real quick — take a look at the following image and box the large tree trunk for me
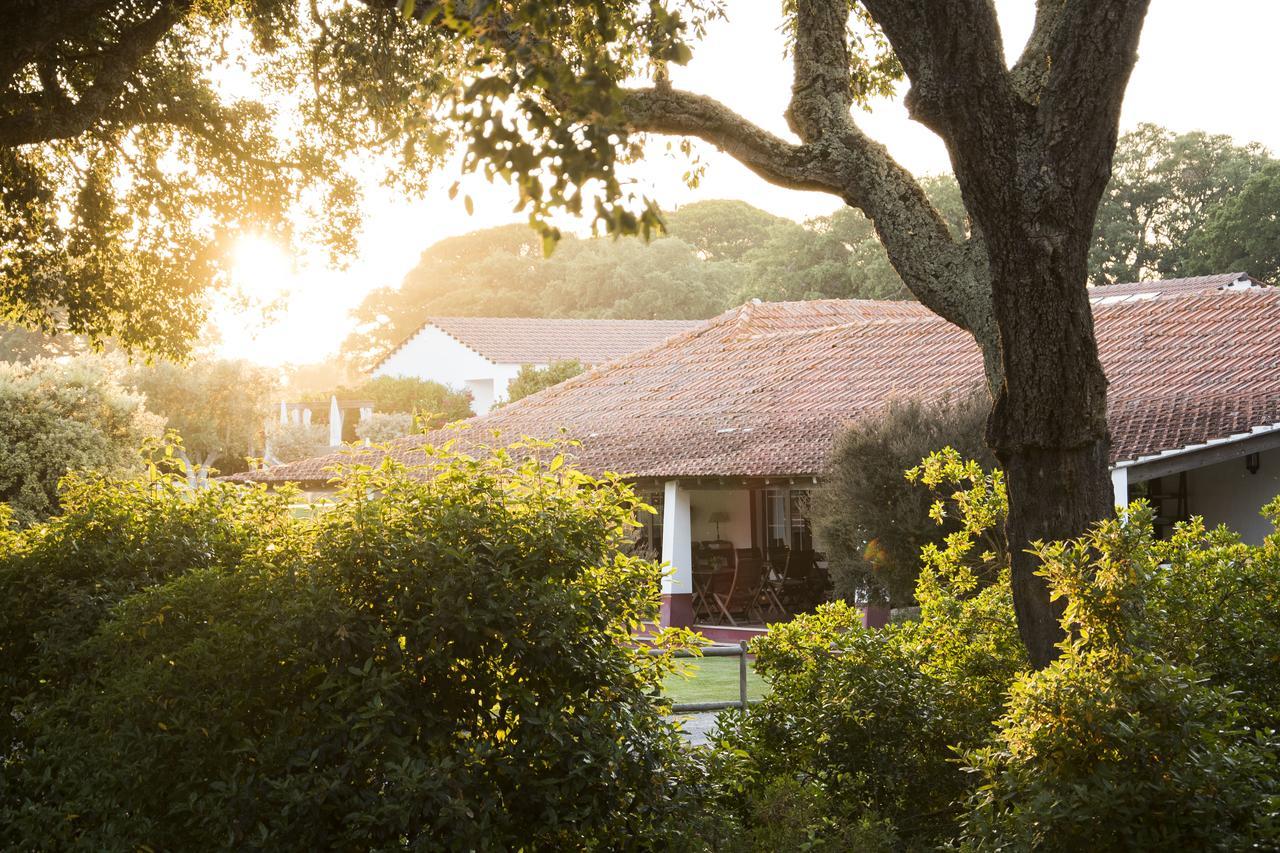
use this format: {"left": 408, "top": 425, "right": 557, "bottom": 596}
{"left": 978, "top": 188, "right": 1114, "bottom": 667}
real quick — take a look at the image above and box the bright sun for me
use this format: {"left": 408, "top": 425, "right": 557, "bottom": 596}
{"left": 230, "top": 235, "right": 294, "bottom": 299}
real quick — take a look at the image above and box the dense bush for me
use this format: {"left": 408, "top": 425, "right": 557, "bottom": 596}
{"left": 506, "top": 358, "right": 586, "bottom": 404}
{"left": 266, "top": 419, "right": 330, "bottom": 463}
{"left": 354, "top": 410, "right": 416, "bottom": 443}
{"left": 705, "top": 451, "right": 1024, "bottom": 849}
{"left": 0, "top": 461, "right": 295, "bottom": 728}
{"left": 813, "top": 389, "right": 996, "bottom": 606}
{"left": 1, "top": 441, "right": 698, "bottom": 851}
{"left": 705, "top": 453, "right": 1280, "bottom": 850}
{"left": 959, "top": 503, "right": 1280, "bottom": 850}
{"left": 0, "top": 355, "right": 163, "bottom": 523}
{"left": 341, "top": 374, "right": 473, "bottom": 424}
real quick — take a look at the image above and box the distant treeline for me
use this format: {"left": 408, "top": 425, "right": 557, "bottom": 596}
{"left": 342, "top": 124, "right": 1280, "bottom": 372}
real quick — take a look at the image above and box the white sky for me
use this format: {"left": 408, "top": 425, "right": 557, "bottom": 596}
{"left": 215, "top": 1, "right": 1280, "bottom": 367}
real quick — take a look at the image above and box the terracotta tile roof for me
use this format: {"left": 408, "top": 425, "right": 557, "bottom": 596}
{"left": 238, "top": 279, "right": 1280, "bottom": 485}
{"left": 1088, "top": 272, "right": 1262, "bottom": 303}
{"left": 374, "top": 316, "right": 703, "bottom": 370}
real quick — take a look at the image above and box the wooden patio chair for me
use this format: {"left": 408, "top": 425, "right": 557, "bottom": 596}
{"left": 712, "top": 548, "right": 766, "bottom": 626}
{"left": 761, "top": 546, "right": 790, "bottom": 617}
{"left": 779, "top": 549, "right": 818, "bottom": 612}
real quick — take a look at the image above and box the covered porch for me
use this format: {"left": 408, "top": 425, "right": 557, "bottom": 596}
{"left": 1112, "top": 426, "right": 1280, "bottom": 543}
{"left": 638, "top": 477, "right": 889, "bottom": 639}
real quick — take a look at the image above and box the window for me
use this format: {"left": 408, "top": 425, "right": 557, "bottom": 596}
{"left": 763, "top": 488, "right": 788, "bottom": 549}
{"left": 759, "top": 487, "right": 815, "bottom": 552}
{"left": 634, "top": 490, "right": 664, "bottom": 557}
{"left": 789, "top": 489, "right": 813, "bottom": 551}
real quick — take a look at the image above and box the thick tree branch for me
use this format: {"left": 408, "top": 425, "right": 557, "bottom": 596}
{"left": 622, "top": 83, "right": 991, "bottom": 339}
{"left": 1039, "top": 0, "right": 1152, "bottom": 185}
{"left": 784, "top": 0, "right": 853, "bottom": 142}
{"left": 1010, "top": 0, "right": 1064, "bottom": 98}
{"left": 0, "top": 0, "right": 188, "bottom": 147}
{"left": 0, "top": 0, "right": 121, "bottom": 88}
{"left": 621, "top": 86, "right": 835, "bottom": 195}
{"left": 859, "top": 0, "right": 1013, "bottom": 142}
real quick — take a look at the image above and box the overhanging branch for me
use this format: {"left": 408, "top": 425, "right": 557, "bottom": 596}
{"left": 621, "top": 86, "right": 835, "bottom": 195}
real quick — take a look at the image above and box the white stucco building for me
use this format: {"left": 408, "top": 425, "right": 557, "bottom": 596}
{"left": 371, "top": 316, "right": 700, "bottom": 415}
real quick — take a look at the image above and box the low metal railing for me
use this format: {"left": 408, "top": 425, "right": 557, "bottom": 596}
{"left": 649, "top": 640, "right": 757, "bottom": 713}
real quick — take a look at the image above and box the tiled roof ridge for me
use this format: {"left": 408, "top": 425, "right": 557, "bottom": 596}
{"left": 1090, "top": 271, "right": 1252, "bottom": 290}
{"left": 427, "top": 314, "right": 705, "bottom": 324}
{"left": 372, "top": 314, "right": 703, "bottom": 371}
{"left": 473, "top": 305, "right": 753, "bottom": 413}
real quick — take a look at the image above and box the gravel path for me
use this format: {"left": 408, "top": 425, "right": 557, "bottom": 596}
{"left": 670, "top": 712, "right": 722, "bottom": 747}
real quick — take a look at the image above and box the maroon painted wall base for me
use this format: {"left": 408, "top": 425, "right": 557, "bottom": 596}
{"left": 659, "top": 593, "right": 695, "bottom": 628}
{"left": 861, "top": 605, "right": 891, "bottom": 630}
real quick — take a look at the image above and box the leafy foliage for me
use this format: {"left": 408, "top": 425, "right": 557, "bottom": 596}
{"left": 0, "top": 440, "right": 700, "bottom": 850}
{"left": 354, "top": 411, "right": 415, "bottom": 443}
{"left": 1089, "top": 124, "right": 1274, "bottom": 284}
{"left": 127, "top": 358, "right": 279, "bottom": 481}
{"left": 341, "top": 374, "right": 473, "bottom": 424}
{"left": 1, "top": 1, "right": 452, "bottom": 357}
{"left": 266, "top": 420, "right": 329, "bottom": 464}
{"left": 705, "top": 454, "right": 1024, "bottom": 848}
{"left": 959, "top": 502, "right": 1280, "bottom": 850}
{"left": 705, "top": 461, "right": 1280, "bottom": 850}
{"left": 0, "top": 464, "right": 296, "bottom": 752}
{"left": 813, "top": 390, "right": 995, "bottom": 606}
{"left": 1187, "top": 161, "right": 1280, "bottom": 285}
{"left": 0, "top": 356, "right": 162, "bottom": 523}
{"left": 506, "top": 359, "right": 586, "bottom": 403}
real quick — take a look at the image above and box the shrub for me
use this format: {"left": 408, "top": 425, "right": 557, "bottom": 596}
{"left": 0, "top": 463, "right": 297, "bottom": 746}
{"left": 1, "top": 441, "right": 698, "bottom": 851}
{"left": 341, "top": 374, "right": 473, "bottom": 424}
{"left": 705, "top": 455, "right": 1280, "bottom": 850}
{"left": 354, "top": 410, "right": 415, "bottom": 443}
{"left": 0, "top": 355, "right": 163, "bottom": 523}
{"left": 813, "top": 389, "right": 995, "bottom": 606}
{"left": 959, "top": 503, "right": 1280, "bottom": 850}
{"left": 506, "top": 359, "right": 586, "bottom": 403}
{"left": 267, "top": 420, "right": 330, "bottom": 462}
{"left": 704, "top": 451, "right": 1025, "bottom": 849}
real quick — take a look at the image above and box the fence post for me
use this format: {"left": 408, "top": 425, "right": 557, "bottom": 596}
{"left": 738, "top": 640, "right": 748, "bottom": 710}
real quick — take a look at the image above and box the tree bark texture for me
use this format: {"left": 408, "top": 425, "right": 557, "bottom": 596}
{"left": 622, "top": 0, "right": 1151, "bottom": 667}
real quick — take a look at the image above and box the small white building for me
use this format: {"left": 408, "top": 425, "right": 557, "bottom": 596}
{"left": 371, "top": 316, "right": 700, "bottom": 415}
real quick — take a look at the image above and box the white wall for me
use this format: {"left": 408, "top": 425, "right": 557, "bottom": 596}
{"left": 373, "top": 325, "right": 529, "bottom": 415}
{"left": 688, "top": 488, "right": 754, "bottom": 547}
{"left": 1185, "top": 447, "right": 1280, "bottom": 544}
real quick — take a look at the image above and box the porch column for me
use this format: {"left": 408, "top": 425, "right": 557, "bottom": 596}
{"left": 1111, "top": 466, "right": 1129, "bottom": 510}
{"left": 328, "top": 395, "right": 342, "bottom": 447}
{"left": 659, "top": 479, "right": 695, "bottom": 628}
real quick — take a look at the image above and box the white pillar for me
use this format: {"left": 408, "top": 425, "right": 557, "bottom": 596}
{"left": 1111, "top": 466, "right": 1129, "bottom": 510}
{"left": 660, "top": 480, "right": 692, "bottom": 596}
{"left": 302, "top": 408, "right": 312, "bottom": 426}
{"left": 328, "top": 395, "right": 342, "bottom": 447}
{"left": 279, "top": 400, "right": 288, "bottom": 425}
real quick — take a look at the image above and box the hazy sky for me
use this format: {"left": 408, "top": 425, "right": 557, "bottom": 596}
{"left": 216, "top": 1, "right": 1280, "bottom": 367}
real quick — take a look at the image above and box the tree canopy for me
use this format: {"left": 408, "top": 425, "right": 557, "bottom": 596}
{"left": 506, "top": 360, "right": 586, "bottom": 404}
{"left": 340, "top": 190, "right": 962, "bottom": 371}
{"left": 127, "top": 358, "right": 279, "bottom": 483}
{"left": 1187, "top": 161, "right": 1280, "bottom": 285}
{"left": 1090, "top": 123, "right": 1276, "bottom": 284}
{"left": 0, "top": 0, "right": 447, "bottom": 357}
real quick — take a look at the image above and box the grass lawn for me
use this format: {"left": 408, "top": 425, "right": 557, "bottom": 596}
{"left": 662, "top": 656, "right": 769, "bottom": 705}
